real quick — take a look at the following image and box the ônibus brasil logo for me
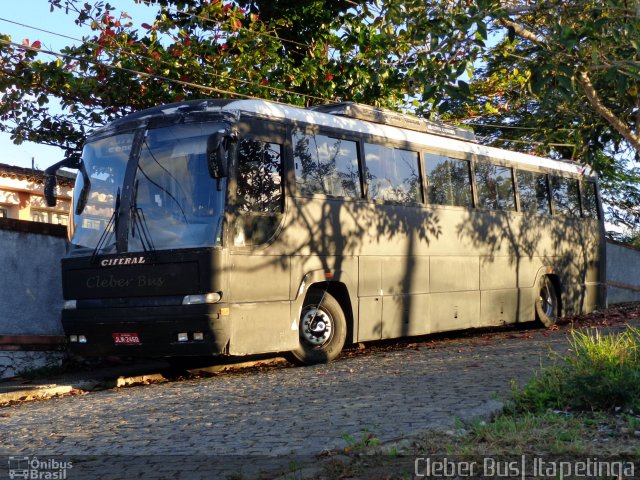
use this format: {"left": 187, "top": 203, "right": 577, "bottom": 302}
{"left": 8, "top": 456, "right": 72, "bottom": 479}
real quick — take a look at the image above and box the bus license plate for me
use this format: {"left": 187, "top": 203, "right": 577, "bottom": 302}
{"left": 112, "top": 333, "right": 141, "bottom": 345}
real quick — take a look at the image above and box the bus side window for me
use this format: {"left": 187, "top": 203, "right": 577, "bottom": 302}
{"left": 293, "top": 131, "right": 361, "bottom": 198}
{"left": 425, "top": 153, "right": 473, "bottom": 207}
{"left": 550, "top": 176, "right": 581, "bottom": 217}
{"left": 516, "top": 170, "right": 550, "bottom": 215}
{"left": 234, "top": 139, "right": 283, "bottom": 246}
{"left": 475, "top": 163, "right": 516, "bottom": 211}
{"left": 581, "top": 180, "right": 599, "bottom": 219}
{"left": 364, "top": 144, "right": 421, "bottom": 204}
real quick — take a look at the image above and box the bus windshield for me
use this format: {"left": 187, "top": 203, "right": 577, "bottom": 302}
{"left": 129, "top": 123, "right": 226, "bottom": 252}
{"left": 69, "top": 122, "right": 227, "bottom": 255}
{"left": 69, "top": 132, "right": 133, "bottom": 254}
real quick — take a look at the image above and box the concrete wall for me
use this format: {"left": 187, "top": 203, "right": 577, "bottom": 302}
{"left": 0, "top": 219, "right": 67, "bottom": 334}
{"left": 0, "top": 218, "right": 68, "bottom": 378}
{"left": 607, "top": 239, "right": 640, "bottom": 305}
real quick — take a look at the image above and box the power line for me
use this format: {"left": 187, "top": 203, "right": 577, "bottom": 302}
{"left": 477, "top": 135, "right": 575, "bottom": 148}
{"left": 2, "top": 34, "right": 578, "bottom": 154}
{"left": 0, "top": 19, "right": 332, "bottom": 104}
{"left": 465, "top": 122, "right": 576, "bottom": 132}
{"left": 2, "top": 16, "right": 592, "bottom": 138}
{"left": 0, "top": 37, "right": 254, "bottom": 99}
{"left": 0, "top": 16, "right": 83, "bottom": 44}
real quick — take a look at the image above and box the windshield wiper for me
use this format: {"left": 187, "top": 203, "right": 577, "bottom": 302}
{"left": 130, "top": 179, "right": 157, "bottom": 260}
{"left": 90, "top": 188, "right": 120, "bottom": 264}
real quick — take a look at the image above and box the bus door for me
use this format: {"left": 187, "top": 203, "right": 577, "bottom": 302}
{"left": 226, "top": 119, "right": 297, "bottom": 354}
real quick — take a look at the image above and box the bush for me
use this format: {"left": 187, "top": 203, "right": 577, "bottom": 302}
{"left": 513, "top": 326, "right": 640, "bottom": 413}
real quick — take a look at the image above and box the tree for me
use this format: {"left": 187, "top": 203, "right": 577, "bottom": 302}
{"left": 1, "top": 0, "right": 639, "bottom": 231}
{"left": 450, "top": 0, "right": 640, "bottom": 231}
{"left": 0, "top": 0, "right": 485, "bottom": 161}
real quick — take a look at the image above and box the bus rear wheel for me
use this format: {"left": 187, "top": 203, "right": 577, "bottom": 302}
{"left": 290, "top": 290, "right": 346, "bottom": 365}
{"left": 536, "top": 275, "right": 559, "bottom": 327}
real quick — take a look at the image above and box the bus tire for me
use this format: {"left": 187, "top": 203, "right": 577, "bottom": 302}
{"left": 290, "top": 290, "right": 347, "bottom": 365}
{"left": 535, "top": 275, "right": 559, "bottom": 327}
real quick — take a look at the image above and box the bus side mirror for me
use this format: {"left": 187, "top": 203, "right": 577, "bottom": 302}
{"left": 206, "top": 131, "right": 235, "bottom": 179}
{"left": 44, "top": 158, "right": 72, "bottom": 207}
{"left": 44, "top": 157, "right": 90, "bottom": 214}
{"left": 44, "top": 174, "right": 57, "bottom": 207}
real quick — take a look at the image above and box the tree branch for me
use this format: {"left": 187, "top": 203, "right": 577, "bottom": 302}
{"left": 498, "top": 18, "right": 546, "bottom": 46}
{"left": 577, "top": 70, "right": 640, "bottom": 152}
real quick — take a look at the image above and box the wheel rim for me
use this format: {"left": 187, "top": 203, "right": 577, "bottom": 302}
{"left": 300, "top": 305, "right": 333, "bottom": 347}
{"left": 539, "top": 279, "right": 556, "bottom": 317}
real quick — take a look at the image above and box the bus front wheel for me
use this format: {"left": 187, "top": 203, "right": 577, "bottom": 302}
{"left": 290, "top": 290, "right": 347, "bottom": 365}
{"left": 536, "top": 275, "right": 559, "bottom": 327}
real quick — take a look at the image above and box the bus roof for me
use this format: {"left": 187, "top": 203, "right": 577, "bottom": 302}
{"left": 97, "top": 98, "right": 594, "bottom": 178}
{"left": 222, "top": 99, "right": 594, "bottom": 178}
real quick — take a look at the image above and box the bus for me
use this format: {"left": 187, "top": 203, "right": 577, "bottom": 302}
{"left": 44, "top": 99, "right": 606, "bottom": 365}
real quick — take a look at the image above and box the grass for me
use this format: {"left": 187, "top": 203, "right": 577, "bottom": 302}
{"left": 512, "top": 325, "right": 640, "bottom": 413}
{"left": 341, "top": 428, "right": 381, "bottom": 452}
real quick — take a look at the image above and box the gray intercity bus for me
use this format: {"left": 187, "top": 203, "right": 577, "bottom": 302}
{"left": 45, "top": 99, "right": 606, "bottom": 364}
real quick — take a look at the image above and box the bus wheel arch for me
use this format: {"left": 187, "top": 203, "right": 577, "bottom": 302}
{"left": 289, "top": 283, "right": 350, "bottom": 365}
{"left": 535, "top": 274, "right": 561, "bottom": 327}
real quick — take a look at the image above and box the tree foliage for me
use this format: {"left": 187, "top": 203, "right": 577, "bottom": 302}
{"left": 450, "top": 0, "right": 640, "bottom": 231}
{"left": 0, "top": 0, "right": 639, "bottom": 230}
{"left": 0, "top": 0, "right": 486, "bottom": 160}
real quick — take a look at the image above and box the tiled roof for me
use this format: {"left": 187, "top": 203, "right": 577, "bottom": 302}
{"left": 0, "top": 163, "right": 75, "bottom": 187}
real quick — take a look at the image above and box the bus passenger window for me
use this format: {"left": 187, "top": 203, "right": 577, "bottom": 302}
{"left": 475, "top": 163, "right": 516, "bottom": 211}
{"left": 516, "top": 170, "right": 550, "bottom": 215}
{"left": 234, "top": 139, "right": 283, "bottom": 246}
{"left": 550, "top": 176, "right": 581, "bottom": 217}
{"left": 581, "top": 180, "right": 599, "bottom": 219}
{"left": 425, "top": 154, "right": 473, "bottom": 207}
{"left": 364, "top": 144, "right": 421, "bottom": 204}
{"left": 293, "top": 132, "right": 361, "bottom": 198}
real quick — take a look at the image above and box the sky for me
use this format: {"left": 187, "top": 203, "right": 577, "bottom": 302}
{"left": 0, "top": 0, "right": 155, "bottom": 170}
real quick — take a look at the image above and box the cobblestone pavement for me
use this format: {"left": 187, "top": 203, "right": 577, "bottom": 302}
{"left": 0, "top": 325, "right": 617, "bottom": 478}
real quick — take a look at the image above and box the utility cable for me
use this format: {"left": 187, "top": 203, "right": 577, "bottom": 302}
{"left": 0, "top": 36, "right": 337, "bottom": 104}
{"left": 0, "top": 16, "right": 331, "bottom": 103}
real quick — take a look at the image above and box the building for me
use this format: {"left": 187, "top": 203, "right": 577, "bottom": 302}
{"left": 0, "top": 163, "right": 74, "bottom": 226}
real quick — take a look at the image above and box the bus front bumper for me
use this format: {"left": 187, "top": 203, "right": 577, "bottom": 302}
{"left": 61, "top": 304, "right": 231, "bottom": 357}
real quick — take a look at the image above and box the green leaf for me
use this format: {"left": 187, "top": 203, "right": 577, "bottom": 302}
{"left": 458, "top": 79, "right": 471, "bottom": 97}
{"left": 557, "top": 74, "right": 573, "bottom": 93}
{"left": 476, "top": 20, "right": 487, "bottom": 40}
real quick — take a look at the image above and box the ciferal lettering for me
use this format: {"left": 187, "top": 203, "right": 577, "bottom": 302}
{"left": 100, "top": 256, "right": 147, "bottom": 267}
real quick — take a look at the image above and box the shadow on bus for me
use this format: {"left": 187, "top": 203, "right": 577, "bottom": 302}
{"left": 456, "top": 206, "right": 599, "bottom": 320}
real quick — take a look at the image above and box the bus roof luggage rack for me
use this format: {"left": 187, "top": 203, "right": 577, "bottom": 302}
{"left": 308, "top": 102, "right": 476, "bottom": 142}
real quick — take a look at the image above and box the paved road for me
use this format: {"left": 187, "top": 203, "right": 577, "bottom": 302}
{"left": 0, "top": 324, "right": 615, "bottom": 479}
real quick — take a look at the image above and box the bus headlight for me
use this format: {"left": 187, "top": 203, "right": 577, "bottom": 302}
{"left": 177, "top": 332, "right": 189, "bottom": 342}
{"left": 63, "top": 300, "right": 77, "bottom": 310}
{"left": 182, "top": 292, "right": 222, "bottom": 305}
{"left": 193, "top": 332, "right": 204, "bottom": 341}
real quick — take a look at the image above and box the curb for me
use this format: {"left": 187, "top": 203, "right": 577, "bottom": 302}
{"left": 0, "top": 356, "right": 288, "bottom": 406}
{"left": 0, "top": 374, "right": 164, "bottom": 405}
